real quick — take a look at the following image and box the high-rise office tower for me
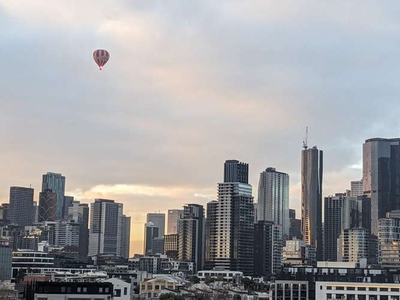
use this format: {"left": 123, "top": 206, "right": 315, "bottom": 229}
{"left": 54, "top": 219, "right": 80, "bottom": 248}
{"left": 0, "top": 204, "right": 9, "bottom": 223}
{"left": 0, "top": 239, "right": 12, "bottom": 281}
{"left": 68, "top": 201, "right": 89, "bottom": 258}
{"left": 8, "top": 186, "right": 35, "bottom": 227}
{"left": 42, "top": 172, "right": 65, "bottom": 219}
{"left": 338, "top": 228, "right": 369, "bottom": 264}
{"left": 341, "top": 195, "right": 371, "bottom": 233}
{"left": 119, "top": 215, "right": 131, "bottom": 258}
{"left": 350, "top": 180, "right": 363, "bottom": 197}
{"left": 177, "top": 204, "right": 205, "bottom": 271}
{"left": 224, "top": 160, "right": 249, "bottom": 184}
{"left": 63, "top": 196, "right": 74, "bottom": 220}
{"left": 144, "top": 222, "right": 160, "bottom": 256}
{"left": 363, "top": 138, "right": 400, "bottom": 236}
{"left": 38, "top": 189, "right": 57, "bottom": 222}
{"left": 301, "top": 145, "right": 323, "bottom": 261}
{"left": 206, "top": 160, "right": 254, "bottom": 275}
{"left": 167, "top": 209, "right": 183, "bottom": 235}
{"left": 88, "top": 199, "right": 127, "bottom": 257}
{"left": 146, "top": 213, "right": 165, "bottom": 237}
{"left": 164, "top": 234, "right": 178, "bottom": 259}
{"left": 289, "top": 209, "right": 301, "bottom": 239}
{"left": 205, "top": 200, "right": 218, "bottom": 265}
{"left": 257, "top": 168, "right": 289, "bottom": 238}
{"left": 324, "top": 193, "right": 346, "bottom": 261}
{"left": 253, "top": 220, "right": 282, "bottom": 277}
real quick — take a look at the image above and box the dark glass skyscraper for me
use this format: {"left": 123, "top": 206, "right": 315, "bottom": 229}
{"left": 9, "top": 186, "right": 35, "bottom": 227}
{"left": 324, "top": 193, "right": 345, "bottom": 262}
{"left": 363, "top": 138, "right": 400, "bottom": 236}
{"left": 42, "top": 172, "right": 65, "bottom": 219}
{"left": 301, "top": 146, "right": 323, "bottom": 261}
{"left": 224, "top": 160, "right": 249, "bottom": 184}
{"left": 68, "top": 201, "right": 89, "bottom": 258}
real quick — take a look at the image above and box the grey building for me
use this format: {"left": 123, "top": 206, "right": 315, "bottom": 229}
{"left": 88, "top": 199, "right": 126, "bottom": 257}
{"left": 63, "top": 195, "right": 74, "bottom": 220}
{"left": 301, "top": 146, "right": 323, "bottom": 261}
{"left": 164, "top": 234, "right": 178, "bottom": 259}
{"left": 0, "top": 203, "right": 9, "bottom": 223}
{"left": 177, "top": 204, "right": 205, "bottom": 271}
{"left": 254, "top": 220, "right": 282, "bottom": 277}
{"left": 146, "top": 213, "right": 166, "bottom": 238}
{"left": 324, "top": 193, "right": 346, "bottom": 262}
{"left": 0, "top": 239, "right": 12, "bottom": 281}
{"left": 119, "top": 215, "right": 131, "bottom": 258}
{"left": 38, "top": 189, "right": 57, "bottom": 222}
{"left": 363, "top": 138, "right": 400, "bottom": 236}
{"left": 289, "top": 209, "right": 301, "bottom": 239}
{"left": 206, "top": 160, "right": 254, "bottom": 275}
{"left": 205, "top": 200, "right": 218, "bottom": 265}
{"left": 144, "top": 222, "right": 160, "bottom": 255}
{"left": 68, "top": 201, "right": 89, "bottom": 257}
{"left": 8, "top": 186, "right": 35, "bottom": 227}
{"left": 42, "top": 172, "right": 65, "bottom": 219}
{"left": 167, "top": 209, "right": 183, "bottom": 235}
{"left": 54, "top": 219, "right": 80, "bottom": 248}
{"left": 224, "top": 159, "right": 249, "bottom": 184}
{"left": 257, "top": 167, "right": 289, "bottom": 238}
{"left": 350, "top": 180, "right": 363, "bottom": 197}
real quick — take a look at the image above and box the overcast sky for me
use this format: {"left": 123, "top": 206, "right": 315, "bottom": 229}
{"left": 2, "top": 1, "right": 400, "bottom": 254}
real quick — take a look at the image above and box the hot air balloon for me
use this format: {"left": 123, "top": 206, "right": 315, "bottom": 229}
{"left": 93, "top": 49, "right": 110, "bottom": 70}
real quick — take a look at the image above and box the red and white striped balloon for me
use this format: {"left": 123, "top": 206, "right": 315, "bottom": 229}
{"left": 93, "top": 49, "right": 110, "bottom": 70}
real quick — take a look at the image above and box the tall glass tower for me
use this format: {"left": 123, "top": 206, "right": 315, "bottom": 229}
{"left": 42, "top": 172, "right": 65, "bottom": 219}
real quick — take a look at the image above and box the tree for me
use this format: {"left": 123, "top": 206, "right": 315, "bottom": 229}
{"left": 159, "top": 293, "right": 184, "bottom": 300}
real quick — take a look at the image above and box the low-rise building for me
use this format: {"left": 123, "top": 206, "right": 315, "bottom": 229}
{"left": 140, "top": 275, "right": 184, "bottom": 299}
{"left": 104, "top": 277, "right": 131, "bottom": 300}
{"left": 34, "top": 282, "right": 113, "bottom": 300}
{"left": 197, "top": 270, "right": 243, "bottom": 283}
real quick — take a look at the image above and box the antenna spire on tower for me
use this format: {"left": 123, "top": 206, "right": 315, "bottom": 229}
{"left": 303, "top": 126, "right": 308, "bottom": 149}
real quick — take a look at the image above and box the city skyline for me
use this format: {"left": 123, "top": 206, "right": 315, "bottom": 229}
{"left": 3, "top": 1, "right": 400, "bottom": 255}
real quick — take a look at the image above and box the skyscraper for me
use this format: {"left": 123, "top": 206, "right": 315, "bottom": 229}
{"left": 167, "top": 209, "right": 183, "bottom": 234}
{"left": 38, "top": 189, "right": 57, "bottom": 222}
{"left": 205, "top": 200, "right": 218, "bottom": 265}
{"left": 289, "top": 209, "right": 301, "bottom": 239}
{"left": 63, "top": 195, "right": 74, "bottom": 220}
{"left": 8, "top": 186, "right": 35, "bottom": 227}
{"left": 146, "top": 213, "right": 166, "bottom": 237}
{"left": 363, "top": 138, "right": 400, "bottom": 236}
{"left": 323, "top": 193, "right": 345, "bottom": 262}
{"left": 224, "top": 160, "right": 249, "bottom": 184}
{"left": 350, "top": 180, "right": 363, "bottom": 197}
{"left": 253, "top": 220, "right": 282, "bottom": 277}
{"left": 88, "top": 199, "right": 127, "bottom": 257}
{"left": 144, "top": 222, "right": 160, "bottom": 256}
{"left": 68, "top": 201, "right": 89, "bottom": 258}
{"left": 119, "top": 215, "right": 131, "bottom": 258}
{"left": 301, "top": 146, "right": 323, "bottom": 260}
{"left": 42, "top": 172, "right": 65, "bottom": 219}
{"left": 257, "top": 167, "right": 289, "bottom": 238}
{"left": 206, "top": 160, "right": 254, "bottom": 275}
{"left": 177, "top": 204, "right": 205, "bottom": 271}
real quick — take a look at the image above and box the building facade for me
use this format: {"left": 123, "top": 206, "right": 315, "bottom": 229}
{"left": 144, "top": 222, "right": 160, "bottom": 256}
{"left": 167, "top": 209, "right": 183, "bottom": 235}
{"left": 38, "top": 189, "right": 57, "bottom": 222}
{"left": 257, "top": 167, "right": 289, "bottom": 238}
{"left": 8, "top": 186, "right": 35, "bottom": 227}
{"left": 68, "top": 201, "right": 89, "bottom": 258}
{"left": 301, "top": 146, "right": 323, "bottom": 261}
{"left": 88, "top": 199, "right": 127, "bottom": 257}
{"left": 0, "top": 239, "right": 12, "bottom": 281}
{"left": 223, "top": 160, "right": 249, "bottom": 184}
{"left": 42, "top": 172, "right": 66, "bottom": 219}
{"left": 146, "top": 213, "right": 166, "bottom": 238}
{"left": 177, "top": 204, "right": 205, "bottom": 271}
{"left": 350, "top": 180, "right": 363, "bottom": 197}
{"left": 324, "top": 193, "right": 345, "bottom": 262}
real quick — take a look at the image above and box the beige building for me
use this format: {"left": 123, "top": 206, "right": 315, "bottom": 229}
{"left": 140, "top": 275, "right": 184, "bottom": 299}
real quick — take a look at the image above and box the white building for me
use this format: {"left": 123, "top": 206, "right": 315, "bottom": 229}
{"left": 34, "top": 282, "right": 113, "bottom": 300}
{"left": 283, "top": 239, "right": 315, "bottom": 266}
{"left": 350, "top": 180, "right": 363, "bottom": 197}
{"left": 315, "top": 281, "right": 400, "bottom": 300}
{"left": 338, "top": 228, "right": 369, "bottom": 263}
{"left": 104, "top": 278, "right": 131, "bottom": 300}
{"left": 257, "top": 167, "right": 289, "bottom": 238}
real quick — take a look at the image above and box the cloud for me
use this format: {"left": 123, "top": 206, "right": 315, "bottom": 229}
{"left": 2, "top": 0, "right": 400, "bottom": 254}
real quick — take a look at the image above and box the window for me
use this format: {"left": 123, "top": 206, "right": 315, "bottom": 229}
{"left": 99, "top": 287, "right": 103, "bottom": 293}
{"left": 77, "top": 287, "right": 81, "bottom": 293}
{"left": 83, "top": 287, "right": 87, "bottom": 293}
{"left": 124, "top": 287, "right": 127, "bottom": 295}
{"left": 61, "top": 287, "right": 66, "bottom": 293}
{"left": 115, "top": 289, "right": 121, "bottom": 297}
{"left": 105, "top": 287, "right": 109, "bottom": 293}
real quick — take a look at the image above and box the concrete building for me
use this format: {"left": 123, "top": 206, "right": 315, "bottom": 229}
{"left": 0, "top": 239, "right": 12, "bottom": 281}
{"left": 301, "top": 146, "right": 323, "bottom": 261}
{"left": 204, "top": 200, "right": 217, "bottom": 265}
{"left": 289, "top": 209, "right": 301, "bottom": 240}
{"left": 167, "top": 209, "right": 183, "bottom": 235}
{"left": 379, "top": 217, "right": 400, "bottom": 267}
{"left": 338, "top": 228, "right": 369, "bottom": 264}
{"left": 88, "top": 199, "right": 128, "bottom": 257}
{"left": 68, "top": 201, "right": 89, "bottom": 258}
{"left": 177, "top": 204, "right": 205, "bottom": 271}
{"left": 164, "top": 234, "right": 178, "bottom": 259}
{"left": 38, "top": 189, "right": 57, "bottom": 222}
{"left": 8, "top": 186, "right": 35, "bottom": 227}
{"left": 144, "top": 222, "right": 160, "bottom": 256}
{"left": 54, "top": 219, "right": 80, "bottom": 248}
{"left": 223, "top": 159, "right": 249, "bottom": 184}
{"left": 363, "top": 138, "right": 400, "bottom": 236}
{"left": 283, "top": 239, "right": 316, "bottom": 266}
{"left": 139, "top": 275, "right": 184, "bottom": 299}
{"left": 104, "top": 277, "right": 131, "bottom": 300}
{"left": 42, "top": 172, "right": 66, "bottom": 219}
{"left": 257, "top": 167, "right": 289, "bottom": 238}
{"left": 62, "top": 195, "right": 74, "bottom": 220}
{"left": 147, "top": 213, "right": 166, "bottom": 238}
{"left": 34, "top": 282, "right": 113, "bottom": 300}
{"left": 254, "top": 220, "right": 282, "bottom": 277}
{"left": 350, "top": 179, "right": 363, "bottom": 196}
{"left": 206, "top": 171, "right": 254, "bottom": 275}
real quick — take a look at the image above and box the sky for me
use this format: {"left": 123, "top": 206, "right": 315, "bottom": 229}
{"left": 2, "top": 1, "right": 400, "bottom": 255}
